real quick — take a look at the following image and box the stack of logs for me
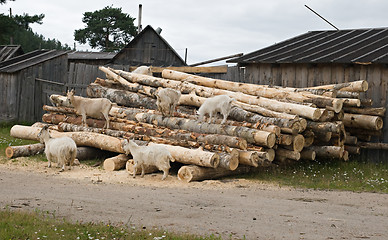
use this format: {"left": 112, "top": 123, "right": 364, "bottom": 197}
{"left": 7, "top": 66, "right": 386, "bottom": 182}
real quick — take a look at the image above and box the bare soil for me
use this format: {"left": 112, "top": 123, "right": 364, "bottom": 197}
{"left": 1, "top": 158, "right": 387, "bottom": 239}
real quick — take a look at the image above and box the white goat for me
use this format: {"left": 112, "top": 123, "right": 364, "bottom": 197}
{"left": 66, "top": 89, "right": 112, "bottom": 129}
{"left": 132, "top": 66, "right": 153, "bottom": 76}
{"left": 37, "top": 125, "right": 77, "bottom": 172}
{"left": 122, "top": 139, "right": 173, "bottom": 180}
{"left": 198, "top": 95, "right": 235, "bottom": 124}
{"left": 155, "top": 88, "right": 181, "bottom": 116}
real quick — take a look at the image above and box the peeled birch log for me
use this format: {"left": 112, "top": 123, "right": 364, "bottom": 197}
{"left": 306, "top": 145, "right": 345, "bottom": 159}
{"left": 148, "top": 143, "right": 220, "bottom": 168}
{"left": 177, "top": 165, "right": 252, "bottom": 182}
{"left": 343, "top": 107, "right": 386, "bottom": 117}
{"left": 162, "top": 69, "right": 343, "bottom": 112}
{"left": 111, "top": 68, "right": 322, "bottom": 120}
{"left": 126, "top": 159, "right": 158, "bottom": 175}
{"left": 306, "top": 80, "right": 368, "bottom": 92}
{"left": 103, "top": 154, "right": 129, "bottom": 171}
{"left": 6, "top": 143, "right": 45, "bottom": 158}
{"left": 343, "top": 113, "right": 383, "bottom": 130}
{"left": 300, "top": 149, "right": 316, "bottom": 161}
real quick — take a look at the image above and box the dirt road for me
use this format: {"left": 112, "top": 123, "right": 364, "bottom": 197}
{"left": 0, "top": 160, "right": 387, "bottom": 239}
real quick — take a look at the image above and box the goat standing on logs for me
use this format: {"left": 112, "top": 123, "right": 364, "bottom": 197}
{"left": 155, "top": 88, "right": 181, "bottom": 116}
{"left": 122, "top": 139, "right": 173, "bottom": 180}
{"left": 132, "top": 66, "right": 153, "bottom": 76}
{"left": 198, "top": 95, "right": 235, "bottom": 124}
{"left": 66, "top": 89, "right": 112, "bottom": 129}
{"left": 38, "top": 125, "right": 77, "bottom": 172}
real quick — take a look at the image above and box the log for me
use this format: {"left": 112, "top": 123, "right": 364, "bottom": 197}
{"left": 343, "top": 107, "right": 386, "bottom": 117}
{"left": 177, "top": 165, "right": 252, "bottom": 182}
{"left": 162, "top": 69, "right": 343, "bottom": 113}
{"left": 343, "top": 113, "right": 383, "bottom": 130}
{"left": 275, "top": 148, "right": 301, "bottom": 161}
{"left": 5, "top": 143, "right": 45, "bottom": 158}
{"left": 357, "top": 142, "right": 388, "bottom": 150}
{"left": 307, "top": 80, "right": 368, "bottom": 92}
{"left": 134, "top": 112, "right": 276, "bottom": 148}
{"left": 111, "top": 68, "right": 322, "bottom": 120}
{"left": 344, "top": 133, "right": 358, "bottom": 145}
{"left": 149, "top": 143, "right": 220, "bottom": 168}
{"left": 103, "top": 154, "right": 129, "bottom": 171}
{"left": 336, "top": 91, "right": 360, "bottom": 98}
{"left": 218, "top": 151, "right": 239, "bottom": 170}
{"left": 306, "top": 145, "right": 344, "bottom": 159}
{"left": 126, "top": 159, "right": 158, "bottom": 175}
{"left": 236, "top": 150, "right": 260, "bottom": 167}
{"left": 87, "top": 83, "right": 157, "bottom": 109}
{"left": 291, "top": 134, "right": 305, "bottom": 152}
{"left": 300, "top": 149, "right": 316, "bottom": 161}
{"left": 344, "top": 145, "right": 360, "bottom": 155}
{"left": 306, "top": 121, "right": 345, "bottom": 134}
{"left": 10, "top": 125, "right": 124, "bottom": 153}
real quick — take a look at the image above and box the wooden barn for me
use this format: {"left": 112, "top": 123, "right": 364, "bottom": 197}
{"left": 0, "top": 49, "right": 68, "bottom": 123}
{"left": 109, "top": 25, "right": 186, "bottom": 66}
{"left": 67, "top": 51, "right": 116, "bottom": 66}
{"left": 0, "top": 45, "right": 24, "bottom": 62}
{"left": 228, "top": 27, "right": 388, "bottom": 162}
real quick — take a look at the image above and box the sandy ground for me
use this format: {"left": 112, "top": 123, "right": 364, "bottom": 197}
{"left": 1, "top": 158, "right": 388, "bottom": 240}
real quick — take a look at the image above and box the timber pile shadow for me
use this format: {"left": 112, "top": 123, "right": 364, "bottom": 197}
{"left": 6, "top": 66, "right": 387, "bottom": 182}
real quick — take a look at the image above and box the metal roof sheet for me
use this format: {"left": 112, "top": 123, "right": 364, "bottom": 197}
{"left": 229, "top": 28, "right": 388, "bottom": 64}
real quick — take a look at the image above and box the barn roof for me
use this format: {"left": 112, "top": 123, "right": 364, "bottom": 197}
{"left": 229, "top": 27, "right": 388, "bottom": 64}
{"left": 0, "top": 45, "right": 24, "bottom": 62}
{"left": 68, "top": 51, "right": 116, "bottom": 60}
{"left": 0, "top": 49, "right": 68, "bottom": 73}
{"left": 109, "top": 25, "right": 186, "bottom": 66}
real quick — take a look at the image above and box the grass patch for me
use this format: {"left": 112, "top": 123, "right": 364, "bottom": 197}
{"left": 244, "top": 159, "right": 388, "bottom": 193}
{"left": 0, "top": 208, "right": 221, "bottom": 240}
{"left": 0, "top": 124, "right": 39, "bottom": 158}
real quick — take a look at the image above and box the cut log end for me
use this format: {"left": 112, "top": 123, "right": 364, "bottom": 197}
{"left": 312, "top": 109, "right": 322, "bottom": 121}
{"left": 210, "top": 154, "right": 221, "bottom": 169}
{"left": 292, "top": 134, "right": 305, "bottom": 152}
{"left": 332, "top": 99, "right": 344, "bottom": 113}
{"left": 5, "top": 146, "right": 14, "bottom": 158}
{"left": 177, "top": 166, "right": 193, "bottom": 182}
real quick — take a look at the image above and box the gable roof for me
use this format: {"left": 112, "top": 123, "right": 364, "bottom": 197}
{"left": 68, "top": 51, "right": 116, "bottom": 60}
{"left": 0, "top": 45, "right": 24, "bottom": 62}
{"left": 0, "top": 49, "right": 68, "bottom": 73}
{"left": 229, "top": 27, "right": 388, "bottom": 64}
{"left": 109, "top": 25, "right": 186, "bottom": 66}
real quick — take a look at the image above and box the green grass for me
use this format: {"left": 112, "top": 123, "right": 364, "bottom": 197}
{"left": 243, "top": 159, "right": 388, "bottom": 193}
{"left": 0, "top": 208, "right": 222, "bottom": 240}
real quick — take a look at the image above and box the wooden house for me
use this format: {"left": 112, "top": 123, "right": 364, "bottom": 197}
{"left": 228, "top": 27, "right": 388, "bottom": 162}
{"left": 0, "top": 49, "right": 68, "bottom": 122}
{"left": 109, "top": 25, "right": 186, "bottom": 67}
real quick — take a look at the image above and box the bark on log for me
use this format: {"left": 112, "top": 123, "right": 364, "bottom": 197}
{"left": 218, "top": 151, "right": 239, "bottom": 170}
{"left": 177, "top": 165, "right": 252, "bottom": 182}
{"left": 336, "top": 91, "right": 360, "bottom": 98}
{"left": 6, "top": 143, "right": 45, "bottom": 158}
{"left": 44, "top": 113, "right": 248, "bottom": 150}
{"left": 345, "top": 145, "right": 360, "bottom": 154}
{"left": 344, "top": 134, "right": 358, "bottom": 145}
{"left": 343, "top": 107, "right": 386, "bottom": 117}
{"left": 10, "top": 125, "right": 124, "bottom": 153}
{"left": 134, "top": 112, "right": 276, "bottom": 148}
{"left": 307, "top": 80, "right": 368, "bottom": 92}
{"left": 103, "top": 154, "right": 129, "bottom": 171}
{"left": 306, "top": 121, "right": 345, "bottom": 134}
{"left": 275, "top": 148, "right": 301, "bottom": 161}
{"left": 235, "top": 150, "right": 261, "bottom": 167}
{"left": 162, "top": 69, "right": 343, "bottom": 112}
{"left": 112, "top": 68, "right": 322, "bottom": 120}
{"left": 343, "top": 113, "right": 383, "bottom": 130}
{"left": 148, "top": 143, "right": 220, "bottom": 168}
{"left": 357, "top": 142, "right": 388, "bottom": 150}
{"left": 87, "top": 83, "right": 157, "bottom": 109}
{"left": 306, "top": 145, "right": 344, "bottom": 159}
{"left": 126, "top": 159, "right": 158, "bottom": 175}
{"left": 300, "top": 149, "right": 316, "bottom": 161}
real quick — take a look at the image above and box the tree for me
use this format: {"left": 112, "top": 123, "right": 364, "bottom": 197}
{"left": 74, "top": 6, "right": 137, "bottom": 52}
{"left": 0, "top": 0, "right": 15, "bottom": 4}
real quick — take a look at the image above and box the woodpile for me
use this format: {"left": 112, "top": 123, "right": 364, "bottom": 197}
{"left": 7, "top": 66, "right": 386, "bottom": 182}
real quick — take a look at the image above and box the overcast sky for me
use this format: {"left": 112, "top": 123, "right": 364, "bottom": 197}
{"left": 1, "top": 0, "right": 388, "bottom": 65}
